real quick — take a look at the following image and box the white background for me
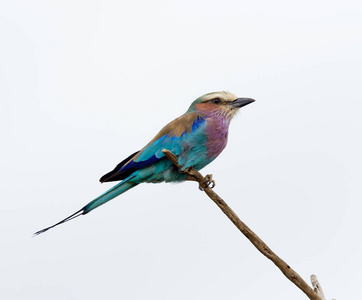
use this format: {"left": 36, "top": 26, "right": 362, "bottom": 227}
{"left": 1, "top": 1, "right": 361, "bottom": 299}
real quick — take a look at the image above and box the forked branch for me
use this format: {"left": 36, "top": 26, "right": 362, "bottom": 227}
{"left": 162, "top": 149, "right": 331, "bottom": 300}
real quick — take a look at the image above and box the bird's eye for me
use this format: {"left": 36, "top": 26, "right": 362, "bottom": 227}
{"left": 212, "top": 98, "right": 221, "bottom": 104}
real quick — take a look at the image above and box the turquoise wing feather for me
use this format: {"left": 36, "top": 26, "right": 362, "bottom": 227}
{"left": 100, "top": 113, "right": 208, "bottom": 183}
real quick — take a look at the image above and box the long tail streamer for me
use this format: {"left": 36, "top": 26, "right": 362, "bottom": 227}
{"left": 33, "top": 179, "right": 138, "bottom": 236}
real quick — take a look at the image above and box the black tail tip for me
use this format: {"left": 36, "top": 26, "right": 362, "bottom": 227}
{"left": 32, "top": 208, "right": 85, "bottom": 237}
{"left": 33, "top": 227, "right": 51, "bottom": 237}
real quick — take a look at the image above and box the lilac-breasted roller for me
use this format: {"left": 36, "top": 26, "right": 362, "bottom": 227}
{"left": 34, "top": 91, "right": 254, "bottom": 235}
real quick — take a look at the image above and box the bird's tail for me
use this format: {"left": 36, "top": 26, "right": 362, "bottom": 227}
{"left": 33, "top": 179, "right": 138, "bottom": 236}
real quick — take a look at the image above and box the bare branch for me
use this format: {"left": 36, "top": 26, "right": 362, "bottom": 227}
{"left": 162, "top": 149, "right": 330, "bottom": 300}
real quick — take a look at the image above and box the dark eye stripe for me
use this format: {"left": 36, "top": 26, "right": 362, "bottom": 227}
{"left": 212, "top": 98, "right": 221, "bottom": 104}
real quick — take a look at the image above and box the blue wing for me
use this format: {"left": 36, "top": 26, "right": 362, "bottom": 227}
{"left": 100, "top": 114, "right": 206, "bottom": 183}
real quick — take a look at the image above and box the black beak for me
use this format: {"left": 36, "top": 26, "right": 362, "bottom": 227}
{"left": 231, "top": 98, "right": 255, "bottom": 109}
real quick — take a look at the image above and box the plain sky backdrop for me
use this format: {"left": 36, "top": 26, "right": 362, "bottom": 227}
{"left": 1, "top": 1, "right": 362, "bottom": 299}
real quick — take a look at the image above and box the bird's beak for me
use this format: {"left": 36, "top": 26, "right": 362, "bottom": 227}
{"left": 231, "top": 98, "right": 255, "bottom": 109}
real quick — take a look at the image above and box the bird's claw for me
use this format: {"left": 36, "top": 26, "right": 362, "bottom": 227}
{"left": 183, "top": 168, "right": 215, "bottom": 191}
{"left": 198, "top": 174, "right": 215, "bottom": 191}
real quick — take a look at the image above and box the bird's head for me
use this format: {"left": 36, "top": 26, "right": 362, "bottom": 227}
{"left": 187, "top": 91, "right": 255, "bottom": 121}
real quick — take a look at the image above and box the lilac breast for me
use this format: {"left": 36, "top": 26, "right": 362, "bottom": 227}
{"left": 205, "top": 117, "right": 229, "bottom": 159}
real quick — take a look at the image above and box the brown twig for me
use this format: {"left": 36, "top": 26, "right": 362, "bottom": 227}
{"left": 162, "top": 149, "right": 329, "bottom": 300}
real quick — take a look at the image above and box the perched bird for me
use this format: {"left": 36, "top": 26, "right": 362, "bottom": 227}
{"left": 34, "top": 91, "right": 254, "bottom": 235}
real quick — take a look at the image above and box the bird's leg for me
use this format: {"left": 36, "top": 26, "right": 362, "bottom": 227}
{"left": 186, "top": 173, "right": 215, "bottom": 191}
{"left": 179, "top": 165, "right": 215, "bottom": 191}
{"left": 203, "top": 174, "right": 215, "bottom": 190}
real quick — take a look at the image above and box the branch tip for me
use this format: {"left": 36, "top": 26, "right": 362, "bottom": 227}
{"left": 311, "top": 275, "right": 327, "bottom": 300}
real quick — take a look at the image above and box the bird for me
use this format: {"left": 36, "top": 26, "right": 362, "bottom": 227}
{"left": 34, "top": 91, "right": 255, "bottom": 235}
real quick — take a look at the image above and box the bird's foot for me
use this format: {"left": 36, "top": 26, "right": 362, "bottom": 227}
{"left": 199, "top": 174, "right": 215, "bottom": 191}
